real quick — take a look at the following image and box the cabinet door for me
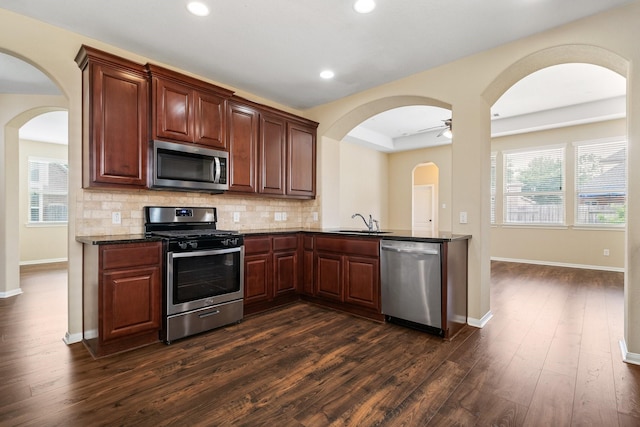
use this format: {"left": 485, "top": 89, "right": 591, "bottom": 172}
{"left": 287, "top": 122, "right": 316, "bottom": 197}
{"left": 88, "top": 61, "right": 148, "bottom": 188}
{"left": 154, "top": 78, "right": 193, "bottom": 143}
{"left": 316, "top": 252, "right": 343, "bottom": 301}
{"left": 273, "top": 251, "right": 298, "bottom": 296}
{"left": 260, "top": 113, "right": 287, "bottom": 195}
{"left": 194, "top": 90, "right": 226, "bottom": 149}
{"left": 101, "top": 266, "right": 161, "bottom": 341}
{"left": 244, "top": 253, "right": 272, "bottom": 303}
{"left": 301, "top": 235, "right": 314, "bottom": 295}
{"left": 344, "top": 255, "right": 380, "bottom": 310}
{"left": 227, "top": 101, "right": 259, "bottom": 193}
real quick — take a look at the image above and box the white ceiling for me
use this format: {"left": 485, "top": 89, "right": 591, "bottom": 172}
{"left": 0, "top": 1, "right": 630, "bottom": 149}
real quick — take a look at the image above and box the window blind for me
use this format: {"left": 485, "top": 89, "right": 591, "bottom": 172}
{"left": 28, "top": 157, "right": 68, "bottom": 223}
{"left": 503, "top": 146, "right": 564, "bottom": 225}
{"left": 575, "top": 140, "right": 626, "bottom": 226}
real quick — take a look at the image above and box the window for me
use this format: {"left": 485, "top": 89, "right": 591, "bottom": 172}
{"left": 490, "top": 152, "right": 496, "bottom": 224}
{"left": 503, "top": 146, "right": 564, "bottom": 225}
{"left": 28, "top": 157, "right": 68, "bottom": 223}
{"left": 575, "top": 140, "right": 626, "bottom": 226}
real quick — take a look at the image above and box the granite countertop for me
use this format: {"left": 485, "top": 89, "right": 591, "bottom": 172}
{"left": 223, "top": 228, "right": 470, "bottom": 242}
{"left": 76, "top": 234, "right": 163, "bottom": 245}
{"left": 77, "top": 229, "right": 470, "bottom": 245}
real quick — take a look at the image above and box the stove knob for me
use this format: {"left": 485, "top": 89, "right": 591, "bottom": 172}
{"left": 231, "top": 238, "right": 238, "bottom": 246}
{"left": 189, "top": 241, "right": 198, "bottom": 249}
{"left": 222, "top": 238, "right": 229, "bottom": 246}
{"left": 178, "top": 242, "right": 188, "bottom": 250}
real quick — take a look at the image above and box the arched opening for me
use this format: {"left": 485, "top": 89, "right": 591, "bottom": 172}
{"left": 482, "top": 46, "right": 630, "bottom": 363}
{"left": 323, "top": 96, "right": 453, "bottom": 231}
{"left": 1, "top": 52, "right": 69, "bottom": 343}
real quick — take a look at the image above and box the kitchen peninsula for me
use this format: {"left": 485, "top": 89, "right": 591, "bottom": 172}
{"left": 78, "top": 228, "right": 469, "bottom": 357}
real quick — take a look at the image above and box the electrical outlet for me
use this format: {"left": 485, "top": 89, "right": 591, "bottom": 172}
{"left": 112, "top": 211, "right": 121, "bottom": 225}
{"left": 604, "top": 249, "right": 610, "bottom": 256}
{"left": 282, "top": 212, "right": 287, "bottom": 221}
{"left": 459, "top": 211, "right": 468, "bottom": 224}
{"left": 313, "top": 212, "right": 319, "bottom": 221}
{"left": 275, "top": 212, "right": 282, "bottom": 221}
{"left": 233, "top": 212, "right": 240, "bottom": 222}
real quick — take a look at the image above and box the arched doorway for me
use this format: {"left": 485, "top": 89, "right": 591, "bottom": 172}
{"left": 323, "top": 96, "right": 453, "bottom": 230}
{"left": 0, "top": 52, "right": 70, "bottom": 338}
{"left": 483, "top": 44, "right": 634, "bottom": 359}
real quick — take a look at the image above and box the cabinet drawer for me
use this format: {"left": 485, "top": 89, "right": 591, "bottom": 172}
{"left": 244, "top": 236, "right": 272, "bottom": 254}
{"left": 101, "top": 242, "right": 162, "bottom": 270}
{"left": 315, "top": 236, "right": 380, "bottom": 257}
{"left": 273, "top": 235, "right": 298, "bottom": 251}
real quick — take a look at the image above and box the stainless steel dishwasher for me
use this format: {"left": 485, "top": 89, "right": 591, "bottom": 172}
{"left": 380, "top": 239, "right": 443, "bottom": 335}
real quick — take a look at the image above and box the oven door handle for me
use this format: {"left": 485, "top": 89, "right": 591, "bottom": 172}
{"left": 169, "top": 246, "right": 242, "bottom": 259}
{"left": 198, "top": 310, "right": 221, "bottom": 319}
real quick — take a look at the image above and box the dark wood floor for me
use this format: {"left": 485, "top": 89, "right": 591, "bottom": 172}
{"left": 1, "top": 261, "right": 639, "bottom": 426}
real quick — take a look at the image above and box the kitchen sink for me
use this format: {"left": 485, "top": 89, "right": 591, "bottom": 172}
{"left": 337, "top": 229, "right": 392, "bottom": 234}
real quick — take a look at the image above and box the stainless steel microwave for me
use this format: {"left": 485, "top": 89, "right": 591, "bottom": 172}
{"left": 151, "top": 140, "right": 229, "bottom": 193}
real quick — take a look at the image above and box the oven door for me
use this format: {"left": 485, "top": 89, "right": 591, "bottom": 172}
{"left": 166, "top": 246, "right": 244, "bottom": 315}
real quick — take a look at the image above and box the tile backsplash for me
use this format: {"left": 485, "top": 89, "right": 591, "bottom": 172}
{"left": 76, "top": 188, "right": 321, "bottom": 236}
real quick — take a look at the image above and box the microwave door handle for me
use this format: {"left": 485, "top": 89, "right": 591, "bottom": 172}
{"left": 213, "top": 157, "right": 221, "bottom": 183}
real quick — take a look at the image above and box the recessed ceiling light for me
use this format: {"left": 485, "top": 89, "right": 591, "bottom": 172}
{"left": 354, "top": 0, "right": 376, "bottom": 14}
{"left": 187, "top": 2, "right": 210, "bottom": 17}
{"left": 320, "top": 70, "right": 335, "bottom": 79}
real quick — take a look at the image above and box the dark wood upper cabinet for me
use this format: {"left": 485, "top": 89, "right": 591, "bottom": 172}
{"left": 259, "top": 113, "right": 287, "bottom": 195}
{"left": 287, "top": 121, "right": 316, "bottom": 197}
{"left": 227, "top": 96, "right": 318, "bottom": 199}
{"left": 147, "top": 64, "right": 233, "bottom": 150}
{"left": 75, "top": 45, "right": 149, "bottom": 189}
{"left": 227, "top": 100, "right": 259, "bottom": 192}
{"left": 75, "top": 46, "right": 317, "bottom": 196}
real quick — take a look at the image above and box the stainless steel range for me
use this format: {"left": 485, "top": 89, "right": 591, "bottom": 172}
{"left": 144, "top": 206, "right": 244, "bottom": 344}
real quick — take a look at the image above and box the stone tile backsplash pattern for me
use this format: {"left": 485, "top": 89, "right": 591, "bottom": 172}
{"left": 76, "top": 189, "right": 321, "bottom": 236}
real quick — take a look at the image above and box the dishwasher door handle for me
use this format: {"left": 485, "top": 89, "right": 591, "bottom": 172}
{"left": 381, "top": 245, "right": 439, "bottom": 256}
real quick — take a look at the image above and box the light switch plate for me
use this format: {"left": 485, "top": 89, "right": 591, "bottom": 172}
{"left": 233, "top": 212, "right": 240, "bottom": 222}
{"left": 112, "top": 212, "right": 121, "bottom": 225}
{"left": 275, "top": 212, "right": 282, "bottom": 221}
{"left": 459, "top": 211, "right": 468, "bottom": 224}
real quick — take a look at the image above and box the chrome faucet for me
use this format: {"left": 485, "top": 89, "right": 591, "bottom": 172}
{"left": 352, "top": 213, "right": 379, "bottom": 232}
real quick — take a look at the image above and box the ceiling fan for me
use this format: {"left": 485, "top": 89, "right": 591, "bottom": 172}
{"left": 415, "top": 118, "right": 453, "bottom": 138}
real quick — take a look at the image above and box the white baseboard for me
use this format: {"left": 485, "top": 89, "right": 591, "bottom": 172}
{"left": 619, "top": 340, "right": 640, "bottom": 365}
{"left": 468, "top": 310, "right": 493, "bottom": 328}
{"left": 491, "top": 256, "right": 624, "bottom": 273}
{"left": 63, "top": 331, "right": 83, "bottom": 345}
{"left": 83, "top": 329, "right": 98, "bottom": 340}
{"left": 20, "top": 257, "right": 67, "bottom": 266}
{"left": 0, "top": 288, "right": 23, "bottom": 298}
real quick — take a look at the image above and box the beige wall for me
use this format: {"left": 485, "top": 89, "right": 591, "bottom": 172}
{"left": 491, "top": 119, "right": 626, "bottom": 270}
{"left": 19, "top": 139, "right": 68, "bottom": 264}
{"left": 3, "top": 4, "right": 640, "bottom": 356}
{"left": 388, "top": 145, "right": 452, "bottom": 231}
{"left": 338, "top": 142, "right": 389, "bottom": 228}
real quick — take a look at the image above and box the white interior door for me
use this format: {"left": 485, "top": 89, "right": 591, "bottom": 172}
{"left": 413, "top": 184, "right": 434, "bottom": 233}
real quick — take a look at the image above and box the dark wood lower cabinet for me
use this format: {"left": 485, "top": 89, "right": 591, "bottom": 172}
{"left": 82, "top": 241, "right": 162, "bottom": 358}
{"left": 243, "top": 234, "right": 299, "bottom": 315}
{"left": 244, "top": 233, "right": 383, "bottom": 321}
{"left": 307, "top": 235, "right": 382, "bottom": 321}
